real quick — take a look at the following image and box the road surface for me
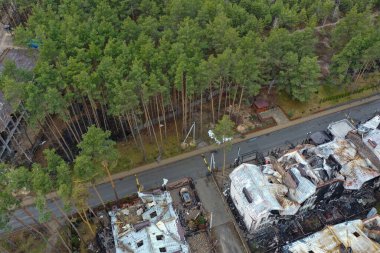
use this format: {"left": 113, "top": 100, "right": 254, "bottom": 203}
{"left": 6, "top": 98, "right": 380, "bottom": 232}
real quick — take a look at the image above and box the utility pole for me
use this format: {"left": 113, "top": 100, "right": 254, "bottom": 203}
{"left": 234, "top": 147, "right": 241, "bottom": 166}
{"left": 135, "top": 174, "right": 143, "bottom": 192}
{"left": 201, "top": 154, "right": 211, "bottom": 173}
{"left": 182, "top": 122, "right": 196, "bottom": 147}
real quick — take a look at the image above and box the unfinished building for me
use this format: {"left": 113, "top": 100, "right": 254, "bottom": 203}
{"left": 228, "top": 115, "right": 380, "bottom": 251}
{"left": 109, "top": 190, "right": 189, "bottom": 253}
{"left": 0, "top": 48, "right": 37, "bottom": 163}
{"left": 282, "top": 215, "right": 380, "bottom": 253}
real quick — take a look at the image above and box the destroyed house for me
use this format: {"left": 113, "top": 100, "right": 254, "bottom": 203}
{"left": 360, "top": 115, "right": 380, "bottom": 164}
{"left": 277, "top": 149, "right": 344, "bottom": 211}
{"left": 282, "top": 216, "right": 380, "bottom": 253}
{"left": 229, "top": 163, "right": 302, "bottom": 232}
{"left": 310, "top": 138, "right": 380, "bottom": 191}
{"left": 229, "top": 116, "right": 380, "bottom": 233}
{"left": 109, "top": 191, "right": 189, "bottom": 253}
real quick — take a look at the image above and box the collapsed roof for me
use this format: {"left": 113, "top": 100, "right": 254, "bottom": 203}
{"left": 282, "top": 216, "right": 380, "bottom": 253}
{"left": 229, "top": 116, "right": 380, "bottom": 232}
{"left": 229, "top": 163, "right": 301, "bottom": 223}
{"left": 360, "top": 116, "right": 380, "bottom": 164}
{"left": 311, "top": 138, "right": 380, "bottom": 190}
{"left": 109, "top": 191, "right": 189, "bottom": 253}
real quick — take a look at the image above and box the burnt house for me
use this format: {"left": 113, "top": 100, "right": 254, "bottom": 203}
{"left": 229, "top": 115, "right": 380, "bottom": 231}
{"left": 282, "top": 216, "right": 380, "bottom": 253}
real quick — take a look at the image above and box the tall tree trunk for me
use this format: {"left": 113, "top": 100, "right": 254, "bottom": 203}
{"left": 88, "top": 97, "right": 101, "bottom": 128}
{"left": 217, "top": 78, "right": 223, "bottom": 119}
{"left": 63, "top": 121, "right": 77, "bottom": 145}
{"left": 40, "top": 119, "right": 71, "bottom": 161}
{"left": 188, "top": 95, "right": 191, "bottom": 130}
{"left": 22, "top": 206, "right": 41, "bottom": 226}
{"left": 92, "top": 184, "right": 106, "bottom": 209}
{"left": 238, "top": 87, "right": 245, "bottom": 113}
{"left": 224, "top": 83, "right": 228, "bottom": 112}
{"left": 20, "top": 117, "right": 33, "bottom": 147}
{"left": 160, "top": 95, "right": 167, "bottom": 138}
{"left": 118, "top": 116, "right": 128, "bottom": 141}
{"left": 181, "top": 88, "right": 185, "bottom": 135}
{"left": 143, "top": 102, "right": 160, "bottom": 153}
{"left": 100, "top": 103, "right": 109, "bottom": 130}
{"left": 169, "top": 97, "right": 179, "bottom": 142}
{"left": 47, "top": 115, "right": 74, "bottom": 160}
{"left": 155, "top": 96, "right": 164, "bottom": 146}
{"left": 231, "top": 86, "right": 238, "bottom": 112}
{"left": 64, "top": 111, "right": 81, "bottom": 143}
{"left": 12, "top": 135, "right": 32, "bottom": 162}
{"left": 200, "top": 92, "right": 203, "bottom": 136}
{"left": 209, "top": 82, "right": 215, "bottom": 124}
{"left": 51, "top": 214, "right": 72, "bottom": 253}
{"left": 102, "top": 162, "right": 119, "bottom": 203}
{"left": 125, "top": 114, "right": 138, "bottom": 147}
{"left": 223, "top": 146, "right": 226, "bottom": 177}
{"left": 1, "top": 5, "right": 17, "bottom": 27}
{"left": 113, "top": 115, "right": 120, "bottom": 133}
{"left": 0, "top": 244, "right": 10, "bottom": 253}
{"left": 23, "top": 205, "right": 70, "bottom": 252}
{"left": 132, "top": 113, "right": 147, "bottom": 161}
{"left": 70, "top": 103, "right": 85, "bottom": 136}
{"left": 81, "top": 96, "right": 93, "bottom": 126}
{"left": 75, "top": 208, "right": 95, "bottom": 236}
{"left": 52, "top": 199, "right": 83, "bottom": 242}
{"left": 142, "top": 101, "right": 153, "bottom": 140}
{"left": 355, "top": 61, "right": 369, "bottom": 84}
{"left": 12, "top": 214, "right": 53, "bottom": 248}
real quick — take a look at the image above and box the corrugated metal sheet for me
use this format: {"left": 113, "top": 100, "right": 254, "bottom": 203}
{"left": 229, "top": 164, "right": 301, "bottom": 231}
{"left": 363, "top": 129, "right": 380, "bottom": 163}
{"left": 283, "top": 219, "right": 380, "bottom": 253}
{"left": 327, "top": 119, "right": 355, "bottom": 138}
{"left": 312, "top": 138, "right": 379, "bottom": 190}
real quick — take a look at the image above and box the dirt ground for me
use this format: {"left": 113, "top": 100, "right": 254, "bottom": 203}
{"left": 167, "top": 178, "right": 214, "bottom": 252}
{"left": 260, "top": 107, "right": 290, "bottom": 125}
{"left": 187, "top": 231, "right": 214, "bottom": 253}
{"left": 0, "top": 25, "right": 13, "bottom": 55}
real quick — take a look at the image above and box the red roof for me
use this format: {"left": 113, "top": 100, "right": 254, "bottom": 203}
{"left": 253, "top": 99, "right": 269, "bottom": 109}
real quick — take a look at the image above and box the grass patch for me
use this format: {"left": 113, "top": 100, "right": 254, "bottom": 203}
{"left": 277, "top": 73, "right": 380, "bottom": 119}
{"left": 1, "top": 231, "right": 47, "bottom": 253}
{"left": 78, "top": 221, "right": 97, "bottom": 253}
{"left": 112, "top": 125, "right": 191, "bottom": 174}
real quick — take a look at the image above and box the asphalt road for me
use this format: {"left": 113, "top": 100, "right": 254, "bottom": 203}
{"left": 6, "top": 98, "right": 380, "bottom": 232}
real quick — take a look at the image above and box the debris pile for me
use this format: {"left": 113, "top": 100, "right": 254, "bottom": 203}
{"left": 227, "top": 115, "right": 380, "bottom": 252}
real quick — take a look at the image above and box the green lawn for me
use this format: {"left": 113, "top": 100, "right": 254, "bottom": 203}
{"left": 1, "top": 231, "right": 47, "bottom": 253}
{"left": 112, "top": 126, "right": 191, "bottom": 174}
{"left": 277, "top": 73, "right": 380, "bottom": 119}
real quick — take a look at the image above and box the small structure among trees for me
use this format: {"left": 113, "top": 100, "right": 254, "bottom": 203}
{"left": 0, "top": 48, "right": 38, "bottom": 164}
{"left": 252, "top": 98, "right": 270, "bottom": 113}
{"left": 0, "top": 91, "right": 31, "bottom": 163}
